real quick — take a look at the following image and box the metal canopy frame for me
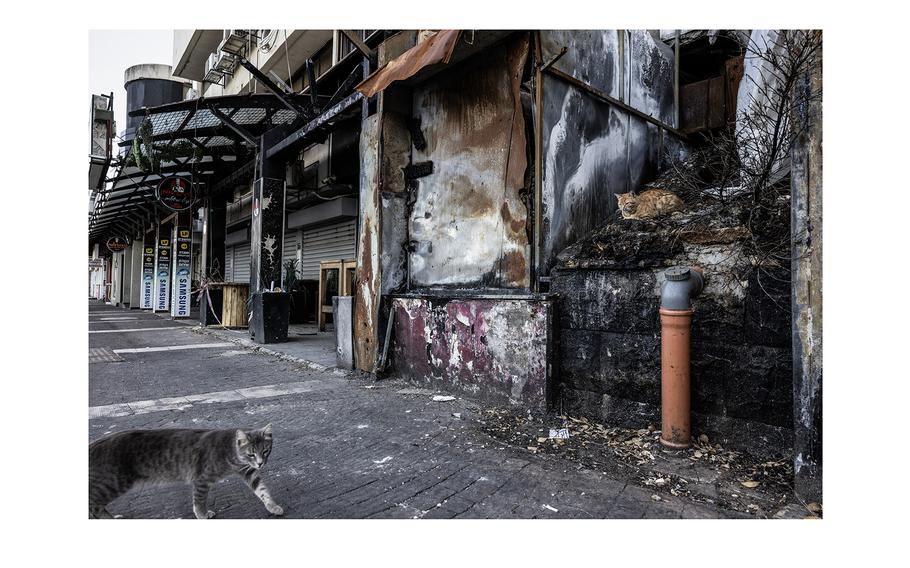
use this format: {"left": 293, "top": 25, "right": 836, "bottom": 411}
{"left": 90, "top": 47, "right": 379, "bottom": 245}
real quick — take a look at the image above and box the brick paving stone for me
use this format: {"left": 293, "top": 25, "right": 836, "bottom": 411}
{"left": 87, "top": 301, "right": 770, "bottom": 520}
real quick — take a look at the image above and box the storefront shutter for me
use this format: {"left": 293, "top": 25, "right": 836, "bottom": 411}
{"left": 300, "top": 220, "right": 356, "bottom": 280}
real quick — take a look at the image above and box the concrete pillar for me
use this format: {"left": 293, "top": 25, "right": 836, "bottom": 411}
{"left": 121, "top": 244, "right": 133, "bottom": 306}
{"left": 353, "top": 114, "right": 381, "bottom": 371}
{"left": 248, "top": 127, "right": 288, "bottom": 343}
{"left": 129, "top": 237, "right": 144, "bottom": 308}
{"left": 790, "top": 30, "right": 822, "bottom": 503}
{"left": 201, "top": 195, "right": 227, "bottom": 282}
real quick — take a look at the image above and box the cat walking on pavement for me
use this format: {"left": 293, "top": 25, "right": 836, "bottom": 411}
{"left": 89, "top": 424, "right": 284, "bottom": 519}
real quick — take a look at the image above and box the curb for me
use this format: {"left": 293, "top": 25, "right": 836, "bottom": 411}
{"left": 189, "top": 325, "right": 340, "bottom": 374}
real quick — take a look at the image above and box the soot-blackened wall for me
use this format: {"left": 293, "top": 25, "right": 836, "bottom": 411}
{"left": 551, "top": 209, "right": 793, "bottom": 452}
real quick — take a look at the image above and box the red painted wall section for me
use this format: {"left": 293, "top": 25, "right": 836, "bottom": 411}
{"left": 390, "top": 296, "right": 553, "bottom": 410}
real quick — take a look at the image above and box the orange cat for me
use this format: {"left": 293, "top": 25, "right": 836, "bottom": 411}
{"left": 615, "top": 188, "right": 684, "bottom": 220}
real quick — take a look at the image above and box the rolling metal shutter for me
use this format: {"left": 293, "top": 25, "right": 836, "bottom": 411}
{"left": 224, "top": 247, "right": 233, "bottom": 282}
{"left": 233, "top": 243, "right": 251, "bottom": 284}
{"left": 300, "top": 220, "right": 356, "bottom": 280}
{"left": 225, "top": 243, "right": 251, "bottom": 284}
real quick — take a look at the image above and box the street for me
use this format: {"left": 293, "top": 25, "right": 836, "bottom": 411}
{"left": 89, "top": 300, "right": 796, "bottom": 519}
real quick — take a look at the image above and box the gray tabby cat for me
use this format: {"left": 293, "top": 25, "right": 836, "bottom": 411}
{"left": 89, "top": 424, "right": 284, "bottom": 519}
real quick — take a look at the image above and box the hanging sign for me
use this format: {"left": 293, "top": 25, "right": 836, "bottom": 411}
{"left": 141, "top": 245, "right": 155, "bottom": 309}
{"left": 156, "top": 176, "right": 194, "bottom": 211}
{"left": 155, "top": 236, "right": 171, "bottom": 311}
{"left": 106, "top": 236, "right": 128, "bottom": 253}
{"left": 172, "top": 228, "right": 192, "bottom": 317}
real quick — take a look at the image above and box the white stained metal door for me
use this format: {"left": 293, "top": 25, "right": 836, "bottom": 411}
{"left": 300, "top": 220, "right": 356, "bottom": 280}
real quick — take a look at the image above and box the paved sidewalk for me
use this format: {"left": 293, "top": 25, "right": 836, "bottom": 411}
{"left": 89, "top": 301, "right": 809, "bottom": 519}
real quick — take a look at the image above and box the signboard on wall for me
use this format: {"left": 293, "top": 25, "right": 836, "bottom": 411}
{"left": 141, "top": 238, "right": 155, "bottom": 309}
{"left": 171, "top": 227, "right": 192, "bottom": 317}
{"left": 106, "top": 236, "right": 128, "bottom": 253}
{"left": 156, "top": 177, "right": 194, "bottom": 211}
{"left": 155, "top": 233, "right": 171, "bottom": 311}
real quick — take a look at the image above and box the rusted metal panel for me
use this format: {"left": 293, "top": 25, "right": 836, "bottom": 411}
{"left": 353, "top": 115, "right": 382, "bottom": 371}
{"left": 390, "top": 295, "right": 553, "bottom": 410}
{"left": 680, "top": 76, "right": 726, "bottom": 132}
{"left": 356, "top": 30, "right": 461, "bottom": 98}
{"left": 408, "top": 34, "right": 530, "bottom": 289}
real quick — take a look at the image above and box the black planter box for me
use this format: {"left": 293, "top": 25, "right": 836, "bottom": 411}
{"left": 249, "top": 291, "right": 290, "bottom": 344}
{"left": 199, "top": 288, "right": 224, "bottom": 326}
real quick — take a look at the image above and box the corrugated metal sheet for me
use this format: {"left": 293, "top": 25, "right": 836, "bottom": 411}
{"left": 224, "top": 246, "right": 233, "bottom": 281}
{"left": 226, "top": 243, "right": 251, "bottom": 284}
{"left": 283, "top": 230, "right": 300, "bottom": 266}
{"left": 300, "top": 220, "right": 356, "bottom": 280}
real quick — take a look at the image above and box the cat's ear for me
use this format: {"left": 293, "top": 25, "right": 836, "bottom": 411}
{"left": 262, "top": 424, "right": 272, "bottom": 437}
{"left": 236, "top": 430, "right": 249, "bottom": 447}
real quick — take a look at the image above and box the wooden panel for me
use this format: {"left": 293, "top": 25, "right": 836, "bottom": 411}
{"left": 221, "top": 283, "right": 249, "bottom": 328}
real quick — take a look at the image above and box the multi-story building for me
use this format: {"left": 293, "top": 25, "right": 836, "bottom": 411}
{"left": 88, "top": 29, "right": 822, "bottom": 502}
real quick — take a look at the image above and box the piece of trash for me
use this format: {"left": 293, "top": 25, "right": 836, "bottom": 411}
{"left": 542, "top": 504, "right": 559, "bottom": 513}
{"left": 452, "top": 413, "right": 462, "bottom": 419}
{"left": 364, "top": 385, "right": 377, "bottom": 389}
{"left": 432, "top": 395, "right": 456, "bottom": 402}
{"left": 549, "top": 428, "right": 570, "bottom": 439}
{"left": 806, "top": 502, "right": 822, "bottom": 513}
{"left": 651, "top": 494, "right": 661, "bottom": 501}
{"left": 740, "top": 480, "right": 760, "bottom": 489}
{"left": 698, "top": 434, "right": 710, "bottom": 444}
{"left": 372, "top": 456, "right": 393, "bottom": 465}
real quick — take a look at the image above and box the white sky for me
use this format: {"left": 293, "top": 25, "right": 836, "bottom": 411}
{"left": 89, "top": 30, "right": 174, "bottom": 140}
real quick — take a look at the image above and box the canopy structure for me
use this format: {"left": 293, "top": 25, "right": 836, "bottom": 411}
{"left": 89, "top": 93, "right": 312, "bottom": 243}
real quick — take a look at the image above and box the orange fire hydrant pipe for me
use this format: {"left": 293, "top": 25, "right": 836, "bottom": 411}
{"left": 659, "top": 308, "right": 694, "bottom": 448}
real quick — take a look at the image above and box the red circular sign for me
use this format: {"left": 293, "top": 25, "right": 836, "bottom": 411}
{"left": 106, "top": 236, "right": 128, "bottom": 252}
{"left": 156, "top": 177, "right": 194, "bottom": 211}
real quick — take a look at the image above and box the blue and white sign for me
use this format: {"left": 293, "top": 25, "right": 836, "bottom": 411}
{"left": 155, "top": 235, "right": 171, "bottom": 312}
{"left": 171, "top": 227, "right": 192, "bottom": 317}
{"left": 141, "top": 245, "right": 155, "bottom": 309}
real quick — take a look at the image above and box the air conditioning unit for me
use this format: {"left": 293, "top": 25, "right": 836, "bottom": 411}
{"left": 219, "top": 29, "right": 253, "bottom": 56}
{"left": 203, "top": 50, "right": 239, "bottom": 83}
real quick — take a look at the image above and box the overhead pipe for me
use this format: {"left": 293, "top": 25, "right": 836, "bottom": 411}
{"left": 659, "top": 266, "right": 704, "bottom": 449}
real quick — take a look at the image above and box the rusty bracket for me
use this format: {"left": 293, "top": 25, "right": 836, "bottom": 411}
{"left": 539, "top": 46, "right": 568, "bottom": 72}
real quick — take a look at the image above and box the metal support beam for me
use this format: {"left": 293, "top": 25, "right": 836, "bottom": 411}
{"left": 209, "top": 106, "right": 258, "bottom": 146}
{"left": 305, "top": 59, "right": 318, "bottom": 109}
{"left": 265, "top": 91, "right": 364, "bottom": 159}
{"left": 542, "top": 65, "right": 689, "bottom": 140}
{"left": 237, "top": 56, "right": 310, "bottom": 118}
{"left": 341, "top": 30, "right": 373, "bottom": 58}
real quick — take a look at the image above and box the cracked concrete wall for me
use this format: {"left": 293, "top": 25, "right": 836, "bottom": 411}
{"left": 390, "top": 295, "right": 552, "bottom": 410}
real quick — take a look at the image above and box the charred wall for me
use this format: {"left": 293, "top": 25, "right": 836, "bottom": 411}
{"left": 539, "top": 30, "right": 680, "bottom": 276}
{"left": 407, "top": 34, "right": 530, "bottom": 290}
{"left": 551, "top": 208, "right": 793, "bottom": 453}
